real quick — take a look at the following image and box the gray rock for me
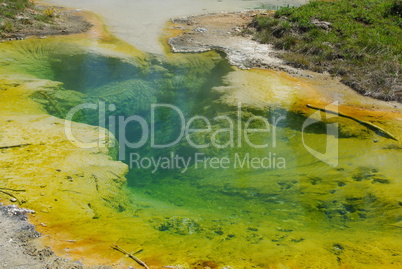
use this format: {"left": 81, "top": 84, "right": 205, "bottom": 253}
{"left": 311, "top": 19, "right": 332, "bottom": 30}
{"left": 193, "top": 27, "right": 208, "bottom": 33}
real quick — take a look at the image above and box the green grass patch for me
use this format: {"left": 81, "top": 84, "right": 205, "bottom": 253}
{"left": 0, "top": 0, "right": 32, "bottom": 36}
{"left": 0, "top": 0, "right": 33, "bottom": 17}
{"left": 252, "top": 0, "right": 402, "bottom": 101}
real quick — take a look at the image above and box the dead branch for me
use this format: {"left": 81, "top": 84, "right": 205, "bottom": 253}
{"left": 0, "top": 143, "right": 31, "bottom": 150}
{"left": 0, "top": 188, "right": 26, "bottom": 192}
{"left": 1, "top": 191, "right": 20, "bottom": 204}
{"left": 0, "top": 188, "right": 26, "bottom": 204}
{"left": 307, "top": 104, "right": 398, "bottom": 141}
{"left": 111, "top": 245, "right": 150, "bottom": 269}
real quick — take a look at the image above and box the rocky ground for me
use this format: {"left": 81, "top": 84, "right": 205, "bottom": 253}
{"left": 0, "top": 204, "right": 112, "bottom": 269}
{"left": 169, "top": 11, "right": 306, "bottom": 76}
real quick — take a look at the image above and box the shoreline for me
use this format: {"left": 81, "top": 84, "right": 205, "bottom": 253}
{"left": 250, "top": 0, "right": 402, "bottom": 102}
{"left": 167, "top": 11, "right": 402, "bottom": 113}
{"left": 168, "top": 11, "right": 301, "bottom": 73}
{"left": 168, "top": 9, "right": 401, "bottom": 103}
{"left": 0, "top": 203, "right": 112, "bottom": 269}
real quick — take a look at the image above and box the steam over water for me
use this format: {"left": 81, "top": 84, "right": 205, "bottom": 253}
{"left": 46, "top": 0, "right": 308, "bottom": 53}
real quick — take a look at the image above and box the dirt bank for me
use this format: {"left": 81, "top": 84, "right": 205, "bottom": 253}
{"left": 0, "top": 4, "right": 91, "bottom": 42}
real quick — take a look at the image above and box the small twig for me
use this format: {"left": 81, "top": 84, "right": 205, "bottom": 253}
{"left": 0, "top": 188, "right": 26, "bottom": 204}
{"left": 0, "top": 143, "right": 31, "bottom": 150}
{"left": 0, "top": 190, "right": 21, "bottom": 204}
{"left": 0, "top": 188, "right": 26, "bottom": 192}
{"left": 111, "top": 245, "right": 150, "bottom": 269}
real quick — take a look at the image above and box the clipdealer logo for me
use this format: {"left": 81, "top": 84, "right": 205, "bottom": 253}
{"left": 64, "top": 101, "right": 339, "bottom": 172}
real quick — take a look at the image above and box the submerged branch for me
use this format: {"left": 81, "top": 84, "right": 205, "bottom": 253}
{"left": 0, "top": 188, "right": 26, "bottom": 192}
{"left": 306, "top": 104, "right": 398, "bottom": 141}
{"left": 0, "top": 188, "right": 26, "bottom": 204}
{"left": 0, "top": 143, "right": 31, "bottom": 150}
{"left": 111, "top": 245, "right": 150, "bottom": 269}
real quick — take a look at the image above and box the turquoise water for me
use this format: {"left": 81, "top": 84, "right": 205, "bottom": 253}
{"left": 2, "top": 39, "right": 402, "bottom": 267}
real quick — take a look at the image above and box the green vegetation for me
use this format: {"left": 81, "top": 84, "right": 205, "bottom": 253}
{"left": 254, "top": 3, "right": 291, "bottom": 11}
{"left": 0, "top": 0, "right": 32, "bottom": 17}
{"left": 0, "top": 0, "right": 57, "bottom": 38}
{"left": 252, "top": 0, "right": 402, "bottom": 101}
{"left": 0, "top": 0, "right": 32, "bottom": 34}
